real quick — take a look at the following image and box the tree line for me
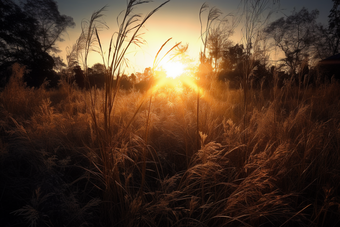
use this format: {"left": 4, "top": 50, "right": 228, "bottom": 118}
{"left": 201, "top": 0, "right": 340, "bottom": 89}
{"left": 65, "top": 64, "right": 155, "bottom": 92}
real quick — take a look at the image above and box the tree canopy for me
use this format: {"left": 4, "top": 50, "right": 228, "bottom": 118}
{"left": 264, "top": 8, "right": 319, "bottom": 75}
{"left": 0, "top": 0, "right": 74, "bottom": 87}
{"left": 328, "top": 0, "right": 340, "bottom": 55}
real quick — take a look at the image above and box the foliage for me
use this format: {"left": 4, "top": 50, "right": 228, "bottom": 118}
{"left": 218, "top": 44, "right": 273, "bottom": 89}
{"left": 328, "top": 0, "right": 340, "bottom": 55}
{"left": 0, "top": 0, "right": 74, "bottom": 88}
{"left": 312, "top": 25, "right": 335, "bottom": 62}
{"left": 218, "top": 44, "right": 247, "bottom": 87}
{"left": 23, "top": 0, "right": 75, "bottom": 53}
{"left": 264, "top": 8, "right": 319, "bottom": 75}
{"left": 312, "top": 0, "right": 340, "bottom": 62}
{"left": 73, "top": 65, "right": 85, "bottom": 89}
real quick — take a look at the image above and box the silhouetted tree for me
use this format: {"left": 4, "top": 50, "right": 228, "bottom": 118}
{"left": 312, "top": 1, "right": 340, "bottom": 62}
{"left": 73, "top": 65, "right": 85, "bottom": 89}
{"left": 218, "top": 43, "right": 273, "bottom": 89}
{"left": 119, "top": 74, "right": 133, "bottom": 90}
{"left": 134, "top": 67, "right": 155, "bottom": 92}
{"left": 223, "top": 44, "right": 247, "bottom": 71}
{"left": 218, "top": 44, "right": 247, "bottom": 88}
{"left": 329, "top": 0, "right": 340, "bottom": 55}
{"left": 53, "top": 56, "right": 66, "bottom": 73}
{"left": 87, "top": 63, "right": 105, "bottom": 88}
{"left": 91, "top": 63, "right": 106, "bottom": 75}
{"left": 312, "top": 25, "right": 335, "bottom": 62}
{"left": 264, "top": 8, "right": 319, "bottom": 75}
{"left": 23, "top": 0, "right": 75, "bottom": 53}
{"left": 129, "top": 73, "right": 136, "bottom": 84}
{"left": 250, "top": 60, "right": 273, "bottom": 89}
{"left": 0, "top": 0, "right": 74, "bottom": 87}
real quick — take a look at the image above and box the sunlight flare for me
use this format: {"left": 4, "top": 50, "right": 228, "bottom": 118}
{"left": 163, "top": 61, "right": 186, "bottom": 79}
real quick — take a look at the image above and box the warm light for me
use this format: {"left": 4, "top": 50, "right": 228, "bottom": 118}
{"left": 162, "top": 61, "right": 186, "bottom": 79}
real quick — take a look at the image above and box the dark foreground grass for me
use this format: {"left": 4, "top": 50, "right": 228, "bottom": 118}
{"left": 1, "top": 68, "right": 340, "bottom": 226}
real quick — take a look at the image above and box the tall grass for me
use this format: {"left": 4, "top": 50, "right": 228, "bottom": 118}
{"left": 68, "top": 0, "right": 172, "bottom": 224}
{"left": 2, "top": 1, "right": 340, "bottom": 227}
{"left": 2, "top": 63, "right": 340, "bottom": 226}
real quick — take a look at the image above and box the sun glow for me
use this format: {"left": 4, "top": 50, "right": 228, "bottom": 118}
{"left": 162, "top": 61, "right": 186, "bottom": 79}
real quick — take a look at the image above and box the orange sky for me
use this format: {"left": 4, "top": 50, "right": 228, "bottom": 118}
{"left": 57, "top": 1, "right": 216, "bottom": 74}
{"left": 56, "top": 0, "right": 333, "bottom": 74}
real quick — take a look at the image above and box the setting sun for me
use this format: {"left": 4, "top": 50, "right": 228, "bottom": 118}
{"left": 3, "top": 0, "right": 339, "bottom": 226}
{"left": 162, "top": 61, "right": 186, "bottom": 79}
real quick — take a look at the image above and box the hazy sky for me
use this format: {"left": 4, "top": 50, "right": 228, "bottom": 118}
{"left": 55, "top": 0, "right": 334, "bottom": 73}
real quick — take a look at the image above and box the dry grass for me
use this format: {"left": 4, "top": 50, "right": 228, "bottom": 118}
{"left": 1, "top": 66, "right": 340, "bottom": 226}
{"left": 2, "top": 1, "right": 340, "bottom": 226}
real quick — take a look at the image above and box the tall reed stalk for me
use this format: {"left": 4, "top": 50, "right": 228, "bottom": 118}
{"left": 198, "top": 3, "right": 222, "bottom": 153}
{"left": 239, "top": 0, "right": 279, "bottom": 164}
{"left": 70, "top": 0, "right": 170, "bottom": 224}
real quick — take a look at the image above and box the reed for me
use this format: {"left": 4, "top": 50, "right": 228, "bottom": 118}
{"left": 2, "top": 65, "right": 340, "bottom": 226}
{"left": 2, "top": 1, "right": 340, "bottom": 227}
{"left": 68, "top": 0, "right": 171, "bottom": 224}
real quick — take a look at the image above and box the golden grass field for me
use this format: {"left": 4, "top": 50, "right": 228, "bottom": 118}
{"left": 1, "top": 64, "right": 340, "bottom": 226}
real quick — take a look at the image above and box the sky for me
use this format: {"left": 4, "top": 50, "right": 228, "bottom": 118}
{"left": 55, "top": 0, "right": 334, "bottom": 74}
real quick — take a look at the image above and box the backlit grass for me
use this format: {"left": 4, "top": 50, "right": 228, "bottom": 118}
{"left": 1, "top": 67, "right": 340, "bottom": 226}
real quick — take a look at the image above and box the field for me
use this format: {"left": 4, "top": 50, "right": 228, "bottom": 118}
{"left": 1, "top": 66, "right": 340, "bottom": 227}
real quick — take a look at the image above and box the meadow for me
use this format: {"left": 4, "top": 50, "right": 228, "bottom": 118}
{"left": 1, "top": 62, "right": 340, "bottom": 227}
{"left": 1, "top": 1, "right": 340, "bottom": 226}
